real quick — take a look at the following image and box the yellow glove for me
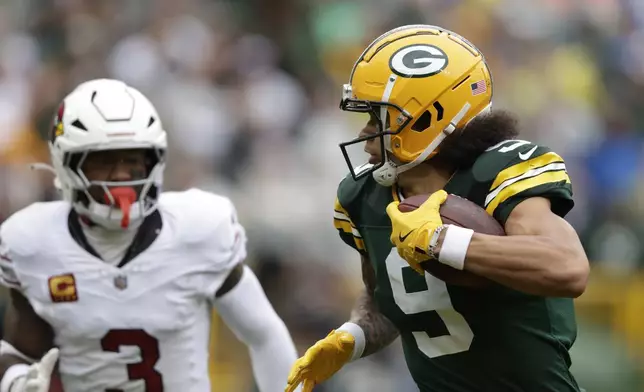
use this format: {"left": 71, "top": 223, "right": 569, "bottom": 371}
{"left": 284, "top": 330, "right": 355, "bottom": 392}
{"left": 385, "top": 190, "right": 447, "bottom": 274}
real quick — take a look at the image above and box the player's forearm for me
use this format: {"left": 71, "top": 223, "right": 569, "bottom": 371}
{"left": 0, "top": 290, "right": 55, "bottom": 391}
{"left": 349, "top": 289, "right": 399, "bottom": 357}
{"left": 214, "top": 266, "right": 297, "bottom": 392}
{"left": 247, "top": 325, "right": 297, "bottom": 392}
{"left": 240, "top": 280, "right": 298, "bottom": 392}
{"left": 462, "top": 233, "right": 588, "bottom": 297}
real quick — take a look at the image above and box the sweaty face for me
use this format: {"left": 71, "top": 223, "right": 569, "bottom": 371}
{"left": 80, "top": 149, "right": 148, "bottom": 203}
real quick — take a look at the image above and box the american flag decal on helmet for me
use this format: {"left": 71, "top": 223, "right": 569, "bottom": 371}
{"left": 470, "top": 80, "right": 487, "bottom": 96}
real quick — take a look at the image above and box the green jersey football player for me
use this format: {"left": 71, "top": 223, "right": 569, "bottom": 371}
{"left": 286, "top": 25, "right": 589, "bottom": 392}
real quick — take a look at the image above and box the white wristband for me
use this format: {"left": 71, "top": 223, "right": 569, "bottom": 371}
{"left": 336, "top": 322, "right": 366, "bottom": 362}
{"left": 1, "top": 364, "right": 28, "bottom": 392}
{"left": 437, "top": 225, "right": 474, "bottom": 270}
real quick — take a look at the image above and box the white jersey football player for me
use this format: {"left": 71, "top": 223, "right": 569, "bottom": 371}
{"left": 0, "top": 79, "right": 298, "bottom": 392}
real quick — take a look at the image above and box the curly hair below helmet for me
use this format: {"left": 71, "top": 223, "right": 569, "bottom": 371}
{"left": 431, "top": 110, "right": 520, "bottom": 170}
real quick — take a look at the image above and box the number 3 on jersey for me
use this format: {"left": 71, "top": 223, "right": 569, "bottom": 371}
{"left": 101, "top": 329, "right": 164, "bottom": 391}
{"left": 385, "top": 249, "right": 473, "bottom": 358}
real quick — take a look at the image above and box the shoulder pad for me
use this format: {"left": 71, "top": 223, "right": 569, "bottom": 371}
{"left": 160, "top": 189, "right": 246, "bottom": 282}
{"left": 472, "top": 140, "right": 552, "bottom": 183}
{"left": 0, "top": 201, "right": 68, "bottom": 258}
{"left": 472, "top": 140, "right": 573, "bottom": 224}
{"left": 159, "top": 188, "right": 237, "bottom": 243}
{"left": 0, "top": 201, "right": 68, "bottom": 290}
{"left": 335, "top": 173, "right": 373, "bottom": 218}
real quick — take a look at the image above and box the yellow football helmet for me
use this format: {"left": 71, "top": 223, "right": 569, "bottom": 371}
{"left": 340, "top": 25, "right": 493, "bottom": 186}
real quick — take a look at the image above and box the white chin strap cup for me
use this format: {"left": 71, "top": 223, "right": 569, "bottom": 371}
{"left": 372, "top": 161, "right": 398, "bottom": 187}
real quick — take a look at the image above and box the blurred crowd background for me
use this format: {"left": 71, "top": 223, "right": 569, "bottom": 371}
{"left": 0, "top": 0, "right": 644, "bottom": 391}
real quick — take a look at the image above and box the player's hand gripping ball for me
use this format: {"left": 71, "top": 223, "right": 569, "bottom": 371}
{"left": 387, "top": 190, "right": 505, "bottom": 288}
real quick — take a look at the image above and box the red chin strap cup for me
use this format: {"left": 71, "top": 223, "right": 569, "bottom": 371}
{"left": 105, "top": 187, "right": 136, "bottom": 228}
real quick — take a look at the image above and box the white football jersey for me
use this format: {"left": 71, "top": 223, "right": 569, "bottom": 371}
{"left": 0, "top": 189, "right": 246, "bottom": 392}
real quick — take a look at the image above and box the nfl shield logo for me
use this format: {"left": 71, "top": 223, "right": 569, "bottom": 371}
{"left": 114, "top": 275, "right": 128, "bottom": 290}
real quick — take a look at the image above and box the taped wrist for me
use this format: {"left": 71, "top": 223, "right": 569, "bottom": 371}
{"left": 436, "top": 225, "right": 474, "bottom": 270}
{"left": 336, "top": 322, "right": 365, "bottom": 361}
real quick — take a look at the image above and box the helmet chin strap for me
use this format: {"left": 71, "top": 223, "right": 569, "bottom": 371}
{"left": 30, "top": 163, "right": 63, "bottom": 191}
{"left": 30, "top": 162, "right": 56, "bottom": 174}
{"left": 373, "top": 102, "right": 472, "bottom": 187}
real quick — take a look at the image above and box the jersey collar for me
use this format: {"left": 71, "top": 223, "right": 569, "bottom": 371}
{"left": 67, "top": 209, "right": 162, "bottom": 268}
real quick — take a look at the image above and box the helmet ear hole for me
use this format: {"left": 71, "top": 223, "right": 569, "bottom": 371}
{"left": 411, "top": 110, "right": 432, "bottom": 132}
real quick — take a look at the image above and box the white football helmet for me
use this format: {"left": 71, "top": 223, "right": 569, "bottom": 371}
{"left": 46, "top": 78, "right": 167, "bottom": 230}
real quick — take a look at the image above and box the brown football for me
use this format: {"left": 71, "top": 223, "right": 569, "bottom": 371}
{"left": 397, "top": 193, "right": 506, "bottom": 288}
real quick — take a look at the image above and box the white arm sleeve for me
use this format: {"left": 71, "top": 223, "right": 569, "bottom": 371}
{"left": 213, "top": 266, "right": 297, "bottom": 392}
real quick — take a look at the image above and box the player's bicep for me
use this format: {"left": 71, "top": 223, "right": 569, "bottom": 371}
{"left": 4, "top": 289, "right": 54, "bottom": 359}
{"left": 484, "top": 145, "right": 573, "bottom": 225}
{"left": 334, "top": 198, "right": 366, "bottom": 254}
{"left": 505, "top": 197, "right": 570, "bottom": 235}
{"left": 505, "top": 197, "right": 586, "bottom": 258}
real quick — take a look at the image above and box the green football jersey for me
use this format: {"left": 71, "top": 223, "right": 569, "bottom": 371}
{"left": 333, "top": 140, "right": 580, "bottom": 392}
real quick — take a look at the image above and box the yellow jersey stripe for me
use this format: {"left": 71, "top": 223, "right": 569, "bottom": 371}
{"left": 486, "top": 161, "right": 567, "bottom": 206}
{"left": 490, "top": 152, "right": 564, "bottom": 191}
{"left": 333, "top": 210, "right": 352, "bottom": 223}
{"left": 333, "top": 218, "right": 365, "bottom": 249}
{"left": 485, "top": 170, "right": 570, "bottom": 215}
{"left": 333, "top": 198, "right": 365, "bottom": 250}
{"left": 334, "top": 197, "right": 350, "bottom": 216}
{"left": 333, "top": 217, "right": 362, "bottom": 238}
{"left": 354, "top": 237, "right": 365, "bottom": 250}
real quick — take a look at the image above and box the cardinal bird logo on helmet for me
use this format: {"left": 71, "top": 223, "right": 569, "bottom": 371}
{"left": 51, "top": 102, "right": 65, "bottom": 142}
